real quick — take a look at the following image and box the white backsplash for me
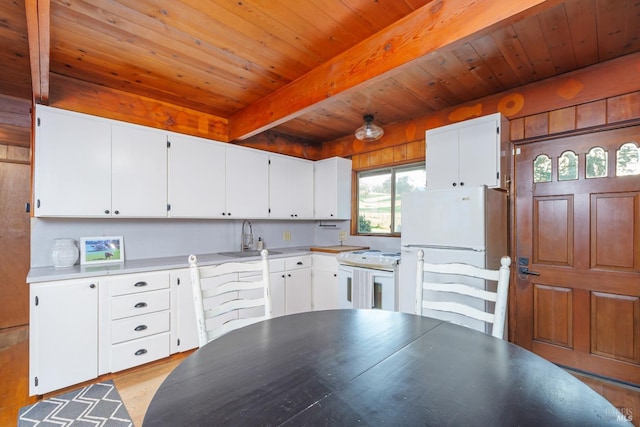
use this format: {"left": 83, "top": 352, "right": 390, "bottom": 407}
{"left": 31, "top": 218, "right": 401, "bottom": 268}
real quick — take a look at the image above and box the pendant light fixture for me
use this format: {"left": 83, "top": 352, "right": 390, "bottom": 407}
{"left": 355, "top": 114, "right": 384, "bottom": 142}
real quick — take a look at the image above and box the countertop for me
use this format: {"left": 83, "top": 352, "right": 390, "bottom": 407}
{"left": 309, "top": 245, "right": 369, "bottom": 253}
{"left": 27, "top": 245, "right": 354, "bottom": 283}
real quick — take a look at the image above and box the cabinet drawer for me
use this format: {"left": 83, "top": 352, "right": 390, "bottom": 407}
{"left": 110, "top": 332, "right": 170, "bottom": 372}
{"left": 285, "top": 256, "right": 312, "bottom": 270}
{"left": 111, "top": 311, "right": 170, "bottom": 344}
{"left": 110, "top": 271, "right": 170, "bottom": 297}
{"left": 111, "top": 289, "right": 170, "bottom": 320}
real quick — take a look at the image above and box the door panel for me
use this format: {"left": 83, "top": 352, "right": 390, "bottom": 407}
{"left": 0, "top": 162, "right": 30, "bottom": 329}
{"left": 591, "top": 193, "right": 639, "bottom": 270}
{"left": 514, "top": 125, "right": 640, "bottom": 384}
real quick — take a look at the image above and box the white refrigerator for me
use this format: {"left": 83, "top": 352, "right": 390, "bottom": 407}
{"left": 398, "top": 186, "right": 508, "bottom": 332}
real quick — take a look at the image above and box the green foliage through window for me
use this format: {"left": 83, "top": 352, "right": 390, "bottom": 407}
{"left": 356, "top": 164, "right": 425, "bottom": 235}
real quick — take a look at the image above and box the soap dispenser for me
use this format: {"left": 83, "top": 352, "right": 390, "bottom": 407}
{"left": 257, "top": 237, "right": 264, "bottom": 251}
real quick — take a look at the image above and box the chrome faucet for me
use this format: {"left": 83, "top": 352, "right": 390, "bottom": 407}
{"left": 241, "top": 220, "right": 254, "bottom": 252}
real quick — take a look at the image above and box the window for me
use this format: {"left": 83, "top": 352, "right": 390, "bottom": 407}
{"left": 356, "top": 163, "right": 425, "bottom": 235}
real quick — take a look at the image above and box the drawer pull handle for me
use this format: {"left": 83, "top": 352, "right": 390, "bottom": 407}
{"left": 135, "top": 349, "right": 148, "bottom": 356}
{"left": 134, "top": 325, "right": 148, "bottom": 332}
{"left": 134, "top": 281, "right": 148, "bottom": 287}
{"left": 134, "top": 302, "right": 148, "bottom": 309}
{"left": 297, "top": 261, "right": 303, "bottom": 265}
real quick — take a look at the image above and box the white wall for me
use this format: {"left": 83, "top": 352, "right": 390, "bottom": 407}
{"left": 31, "top": 218, "right": 316, "bottom": 267}
{"left": 31, "top": 218, "right": 402, "bottom": 267}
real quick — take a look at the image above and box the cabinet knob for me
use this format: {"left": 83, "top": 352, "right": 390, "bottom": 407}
{"left": 452, "top": 183, "right": 457, "bottom": 187}
{"left": 134, "top": 281, "right": 147, "bottom": 287}
{"left": 134, "top": 325, "right": 148, "bottom": 332}
{"left": 89, "top": 283, "right": 96, "bottom": 289}
{"left": 114, "top": 210, "right": 120, "bottom": 215}
{"left": 134, "top": 302, "right": 148, "bottom": 309}
{"left": 104, "top": 209, "right": 110, "bottom": 214}
{"left": 460, "top": 182, "right": 464, "bottom": 186}
{"left": 134, "top": 349, "right": 148, "bottom": 356}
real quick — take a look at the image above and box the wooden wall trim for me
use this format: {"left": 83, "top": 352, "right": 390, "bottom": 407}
{"left": 0, "top": 145, "right": 31, "bottom": 165}
{"left": 511, "top": 91, "right": 640, "bottom": 143}
{"left": 323, "top": 51, "right": 640, "bottom": 165}
{"left": 49, "top": 73, "right": 229, "bottom": 142}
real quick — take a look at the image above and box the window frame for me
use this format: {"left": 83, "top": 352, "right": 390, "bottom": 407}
{"left": 353, "top": 162, "right": 425, "bottom": 237}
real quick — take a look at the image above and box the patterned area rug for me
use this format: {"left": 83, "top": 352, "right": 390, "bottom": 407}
{"left": 18, "top": 380, "right": 133, "bottom": 426}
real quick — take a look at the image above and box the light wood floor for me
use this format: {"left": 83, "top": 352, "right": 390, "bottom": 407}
{"left": 0, "top": 325, "right": 191, "bottom": 426}
{"left": 2, "top": 324, "right": 639, "bottom": 426}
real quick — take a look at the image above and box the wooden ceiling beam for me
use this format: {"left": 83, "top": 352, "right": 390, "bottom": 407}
{"left": 227, "top": 0, "right": 561, "bottom": 141}
{"left": 25, "top": 0, "right": 50, "bottom": 104}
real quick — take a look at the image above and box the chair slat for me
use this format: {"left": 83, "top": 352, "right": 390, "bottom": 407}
{"left": 422, "top": 281, "right": 498, "bottom": 302}
{"left": 205, "top": 297, "right": 266, "bottom": 318}
{"left": 421, "top": 300, "right": 495, "bottom": 324}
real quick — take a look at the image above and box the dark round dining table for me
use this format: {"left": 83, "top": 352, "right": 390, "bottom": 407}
{"left": 143, "top": 309, "right": 630, "bottom": 426}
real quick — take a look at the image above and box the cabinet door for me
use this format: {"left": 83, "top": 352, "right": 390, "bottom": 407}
{"left": 314, "top": 157, "right": 351, "bottom": 219}
{"left": 458, "top": 118, "right": 499, "bottom": 188}
{"left": 170, "top": 270, "right": 199, "bottom": 352}
{"left": 314, "top": 160, "right": 335, "bottom": 218}
{"left": 291, "top": 159, "right": 314, "bottom": 218}
{"left": 285, "top": 269, "right": 312, "bottom": 314}
{"left": 426, "top": 127, "right": 459, "bottom": 189}
{"left": 270, "top": 272, "right": 286, "bottom": 317}
{"left": 34, "top": 106, "right": 111, "bottom": 216}
{"left": 29, "top": 280, "right": 98, "bottom": 395}
{"left": 112, "top": 125, "right": 168, "bottom": 217}
{"left": 312, "top": 269, "right": 339, "bottom": 310}
{"left": 168, "top": 135, "right": 226, "bottom": 218}
{"left": 268, "top": 155, "right": 293, "bottom": 219}
{"left": 269, "top": 156, "right": 314, "bottom": 219}
{"left": 226, "top": 146, "right": 269, "bottom": 218}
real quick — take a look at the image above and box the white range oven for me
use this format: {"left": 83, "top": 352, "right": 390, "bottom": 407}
{"left": 336, "top": 250, "right": 401, "bottom": 311}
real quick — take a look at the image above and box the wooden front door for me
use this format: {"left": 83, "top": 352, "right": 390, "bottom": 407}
{"left": 513, "top": 125, "right": 640, "bottom": 384}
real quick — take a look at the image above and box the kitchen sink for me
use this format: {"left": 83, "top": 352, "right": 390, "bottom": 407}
{"left": 218, "top": 250, "right": 281, "bottom": 257}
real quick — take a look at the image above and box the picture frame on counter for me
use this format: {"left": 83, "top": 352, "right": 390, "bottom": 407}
{"left": 80, "top": 236, "right": 125, "bottom": 265}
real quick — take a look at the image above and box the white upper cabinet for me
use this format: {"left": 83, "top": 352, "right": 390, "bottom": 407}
{"left": 111, "top": 124, "right": 168, "bottom": 217}
{"left": 34, "top": 106, "right": 168, "bottom": 217}
{"left": 269, "top": 155, "right": 314, "bottom": 219}
{"left": 426, "top": 113, "right": 510, "bottom": 190}
{"left": 168, "top": 134, "right": 226, "bottom": 218}
{"left": 34, "top": 106, "right": 112, "bottom": 216}
{"left": 314, "top": 157, "right": 352, "bottom": 219}
{"left": 225, "top": 145, "right": 269, "bottom": 218}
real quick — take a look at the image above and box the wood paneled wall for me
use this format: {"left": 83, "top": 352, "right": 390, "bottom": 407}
{"left": 328, "top": 52, "right": 640, "bottom": 170}
{"left": 38, "top": 51, "right": 640, "bottom": 164}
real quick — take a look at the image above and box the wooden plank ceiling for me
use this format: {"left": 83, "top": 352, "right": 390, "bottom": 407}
{"left": 1, "top": 0, "right": 639, "bottom": 147}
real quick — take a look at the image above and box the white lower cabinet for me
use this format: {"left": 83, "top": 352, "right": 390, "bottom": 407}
{"left": 170, "top": 268, "right": 199, "bottom": 352}
{"left": 29, "top": 279, "right": 99, "bottom": 396}
{"left": 312, "top": 254, "right": 340, "bottom": 310}
{"left": 283, "top": 256, "right": 312, "bottom": 314}
{"left": 28, "top": 254, "right": 318, "bottom": 395}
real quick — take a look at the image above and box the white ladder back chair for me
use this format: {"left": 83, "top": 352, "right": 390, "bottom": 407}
{"left": 415, "top": 249, "right": 511, "bottom": 339}
{"left": 189, "top": 249, "right": 271, "bottom": 347}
